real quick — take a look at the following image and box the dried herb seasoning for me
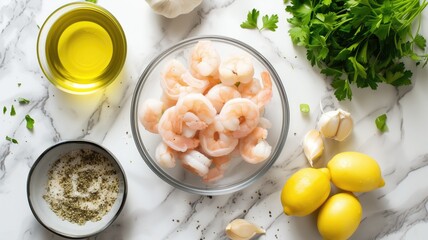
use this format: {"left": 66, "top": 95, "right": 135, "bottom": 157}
{"left": 43, "top": 149, "right": 119, "bottom": 225}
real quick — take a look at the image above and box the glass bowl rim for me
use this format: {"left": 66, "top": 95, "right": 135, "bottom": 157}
{"left": 130, "top": 35, "right": 290, "bottom": 195}
{"left": 26, "top": 140, "right": 128, "bottom": 238}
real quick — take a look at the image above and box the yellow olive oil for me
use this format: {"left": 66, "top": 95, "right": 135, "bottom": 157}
{"left": 45, "top": 6, "right": 126, "bottom": 94}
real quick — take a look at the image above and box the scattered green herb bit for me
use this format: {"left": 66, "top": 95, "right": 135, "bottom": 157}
{"left": 6, "top": 136, "right": 18, "bottom": 144}
{"left": 25, "top": 115, "right": 35, "bottom": 130}
{"left": 3, "top": 106, "right": 6, "bottom": 114}
{"left": 286, "top": 0, "right": 428, "bottom": 101}
{"left": 10, "top": 105, "right": 16, "bottom": 116}
{"left": 241, "top": 9, "right": 259, "bottom": 29}
{"left": 85, "top": 0, "right": 97, "bottom": 3}
{"left": 18, "top": 98, "right": 30, "bottom": 104}
{"left": 261, "top": 14, "right": 279, "bottom": 31}
{"left": 300, "top": 103, "right": 310, "bottom": 113}
{"left": 17, "top": 83, "right": 21, "bottom": 87}
{"left": 375, "top": 114, "right": 388, "bottom": 133}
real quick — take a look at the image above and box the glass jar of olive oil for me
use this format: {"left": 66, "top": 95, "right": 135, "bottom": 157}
{"left": 37, "top": 2, "right": 127, "bottom": 94}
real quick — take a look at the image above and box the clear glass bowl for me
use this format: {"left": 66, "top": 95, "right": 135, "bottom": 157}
{"left": 130, "top": 36, "right": 289, "bottom": 195}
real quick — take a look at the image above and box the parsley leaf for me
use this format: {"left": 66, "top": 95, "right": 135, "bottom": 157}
{"left": 286, "top": 0, "right": 428, "bottom": 101}
{"left": 241, "top": 9, "right": 279, "bottom": 32}
{"left": 17, "top": 83, "right": 21, "bottom": 87}
{"left": 10, "top": 105, "right": 16, "bottom": 116}
{"left": 414, "top": 34, "right": 427, "bottom": 50}
{"left": 85, "top": 0, "right": 97, "bottom": 3}
{"left": 300, "top": 103, "right": 310, "bottom": 113}
{"left": 241, "top": 9, "right": 259, "bottom": 29}
{"left": 25, "top": 115, "right": 35, "bottom": 130}
{"left": 375, "top": 114, "right": 388, "bottom": 132}
{"left": 18, "top": 98, "right": 30, "bottom": 104}
{"left": 3, "top": 106, "right": 6, "bottom": 114}
{"left": 6, "top": 136, "right": 18, "bottom": 144}
{"left": 261, "top": 14, "right": 279, "bottom": 31}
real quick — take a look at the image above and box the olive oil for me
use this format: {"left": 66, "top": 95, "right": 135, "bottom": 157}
{"left": 44, "top": 5, "right": 126, "bottom": 94}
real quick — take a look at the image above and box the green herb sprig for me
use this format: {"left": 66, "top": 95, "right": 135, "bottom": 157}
{"left": 241, "top": 9, "right": 279, "bottom": 32}
{"left": 286, "top": 0, "right": 428, "bottom": 100}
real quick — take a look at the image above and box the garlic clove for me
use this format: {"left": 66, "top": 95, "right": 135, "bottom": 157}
{"left": 145, "top": 0, "right": 202, "bottom": 18}
{"left": 318, "top": 110, "right": 340, "bottom": 138}
{"left": 225, "top": 219, "right": 266, "bottom": 240}
{"left": 334, "top": 110, "right": 353, "bottom": 141}
{"left": 303, "top": 130, "right": 324, "bottom": 166}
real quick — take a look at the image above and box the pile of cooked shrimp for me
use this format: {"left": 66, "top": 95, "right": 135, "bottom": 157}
{"left": 139, "top": 40, "right": 273, "bottom": 183}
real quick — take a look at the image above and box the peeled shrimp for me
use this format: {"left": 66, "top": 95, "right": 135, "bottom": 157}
{"left": 161, "top": 93, "right": 177, "bottom": 109}
{"left": 176, "top": 93, "right": 217, "bottom": 129}
{"left": 155, "top": 142, "right": 176, "bottom": 168}
{"left": 199, "top": 118, "right": 239, "bottom": 157}
{"left": 203, "top": 155, "right": 231, "bottom": 183}
{"left": 219, "top": 98, "right": 260, "bottom": 139}
{"left": 219, "top": 54, "right": 254, "bottom": 86}
{"left": 190, "top": 40, "right": 220, "bottom": 79}
{"left": 161, "top": 59, "right": 209, "bottom": 100}
{"left": 180, "top": 150, "right": 212, "bottom": 177}
{"left": 249, "top": 71, "right": 272, "bottom": 109}
{"left": 238, "top": 78, "right": 262, "bottom": 99}
{"left": 139, "top": 98, "right": 165, "bottom": 134}
{"left": 205, "top": 84, "right": 241, "bottom": 113}
{"left": 239, "top": 127, "right": 272, "bottom": 164}
{"left": 158, "top": 106, "right": 199, "bottom": 152}
{"left": 182, "top": 112, "right": 208, "bottom": 130}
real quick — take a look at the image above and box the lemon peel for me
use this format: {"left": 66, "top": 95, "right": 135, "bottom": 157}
{"left": 317, "top": 192, "right": 362, "bottom": 240}
{"left": 280, "top": 168, "right": 331, "bottom": 216}
{"left": 328, "top": 152, "right": 385, "bottom": 192}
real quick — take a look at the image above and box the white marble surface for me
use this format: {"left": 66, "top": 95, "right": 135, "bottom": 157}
{"left": 1, "top": 0, "right": 428, "bottom": 239}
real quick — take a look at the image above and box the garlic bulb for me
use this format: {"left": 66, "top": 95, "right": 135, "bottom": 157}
{"left": 145, "top": 0, "right": 202, "bottom": 18}
{"left": 303, "top": 129, "right": 324, "bottom": 166}
{"left": 318, "top": 109, "right": 353, "bottom": 141}
{"left": 225, "top": 219, "right": 266, "bottom": 240}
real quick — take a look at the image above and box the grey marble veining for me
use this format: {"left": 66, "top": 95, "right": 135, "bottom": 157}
{"left": 1, "top": 0, "right": 428, "bottom": 239}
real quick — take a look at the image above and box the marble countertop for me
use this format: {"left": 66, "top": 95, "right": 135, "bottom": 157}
{"left": 1, "top": 0, "right": 428, "bottom": 239}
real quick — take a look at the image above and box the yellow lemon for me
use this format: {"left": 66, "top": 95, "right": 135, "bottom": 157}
{"left": 327, "top": 152, "right": 385, "bottom": 192}
{"left": 317, "top": 192, "right": 362, "bottom": 240}
{"left": 280, "top": 168, "right": 331, "bottom": 216}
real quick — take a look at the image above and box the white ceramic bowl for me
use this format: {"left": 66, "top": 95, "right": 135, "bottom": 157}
{"left": 130, "top": 36, "right": 290, "bottom": 195}
{"left": 27, "top": 140, "right": 127, "bottom": 238}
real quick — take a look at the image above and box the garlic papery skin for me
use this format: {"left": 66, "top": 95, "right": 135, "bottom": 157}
{"left": 334, "top": 109, "right": 353, "bottom": 141}
{"left": 303, "top": 130, "right": 324, "bottom": 166}
{"left": 318, "top": 109, "right": 353, "bottom": 141}
{"left": 318, "top": 110, "right": 340, "bottom": 138}
{"left": 225, "top": 219, "right": 266, "bottom": 240}
{"left": 145, "top": 0, "right": 202, "bottom": 18}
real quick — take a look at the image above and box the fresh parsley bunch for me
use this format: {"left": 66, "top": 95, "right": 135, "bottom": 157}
{"left": 287, "top": 0, "right": 428, "bottom": 100}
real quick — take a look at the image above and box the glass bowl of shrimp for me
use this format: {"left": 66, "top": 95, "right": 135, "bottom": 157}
{"left": 130, "top": 36, "right": 289, "bottom": 195}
